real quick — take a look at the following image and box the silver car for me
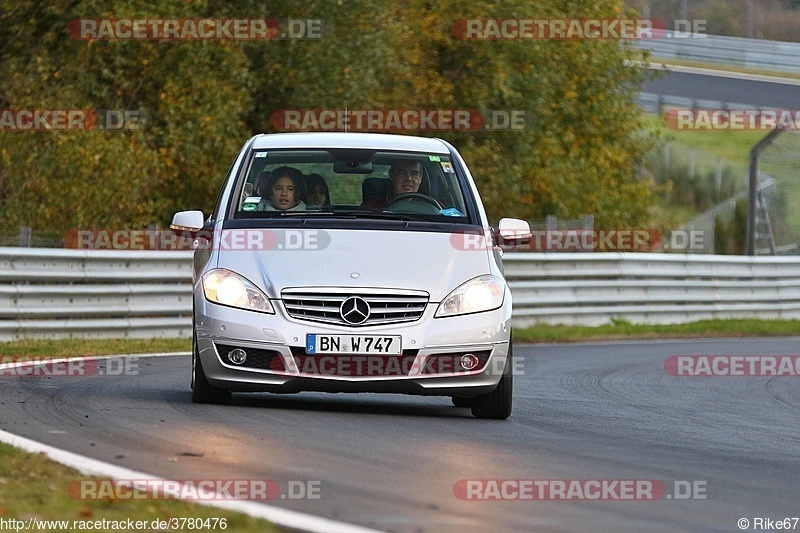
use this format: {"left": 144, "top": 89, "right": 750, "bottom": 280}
{"left": 171, "top": 132, "right": 530, "bottom": 419}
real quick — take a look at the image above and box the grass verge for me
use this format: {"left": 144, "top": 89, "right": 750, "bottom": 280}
{"left": 515, "top": 318, "right": 800, "bottom": 343}
{"left": 0, "top": 338, "right": 191, "bottom": 361}
{"left": 1, "top": 321, "right": 798, "bottom": 354}
{"left": 0, "top": 441, "right": 279, "bottom": 532}
{"left": 643, "top": 112, "right": 763, "bottom": 167}
{"left": 648, "top": 58, "right": 800, "bottom": 82}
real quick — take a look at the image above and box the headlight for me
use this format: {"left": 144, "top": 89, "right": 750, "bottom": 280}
{"left": 202, "top": 269, "right": 274, "bottom": 314}
{"left": 435, "top": 275, "right": 505, "bottom": 318}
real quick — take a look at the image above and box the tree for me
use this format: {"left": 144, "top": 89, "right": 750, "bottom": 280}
{"left": 0, "top": 0, "right": 657, "bottom": 233}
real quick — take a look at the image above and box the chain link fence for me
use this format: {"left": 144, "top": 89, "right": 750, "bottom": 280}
{"left": 0, "top": 227, "right": 64, "bottom": 248}
{"left": 754, "top": 129, "right": 800, "bottom": 255}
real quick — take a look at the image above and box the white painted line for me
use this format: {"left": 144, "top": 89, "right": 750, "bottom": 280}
{"left": 0, "top": 352, "right": 189, "bottom": 379}
{"left": 0, "top": 352, "right": 188, "bottom": 372}
{"left": 0, "top": 428, "right": 382, "bottom": 533}
{"left": 102, "top": 351, "right": 190, "bottom": 358}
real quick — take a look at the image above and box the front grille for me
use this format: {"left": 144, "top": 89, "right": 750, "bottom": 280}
{"left": 281, "top": 288, "right": 429, "bottom": 327}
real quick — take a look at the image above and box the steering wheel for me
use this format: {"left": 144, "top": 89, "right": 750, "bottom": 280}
{"left": 384, "top": 193, "right": 441, "bottom": 210}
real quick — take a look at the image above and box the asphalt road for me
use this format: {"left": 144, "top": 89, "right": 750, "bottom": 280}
{"left": 643, "top": 70, "right": 800, "bottom": 108}
{"left": 2, "top": 338, "right": 800, "bottom": 532}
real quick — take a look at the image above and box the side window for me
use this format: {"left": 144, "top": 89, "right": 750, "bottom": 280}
{"left": 426, "top": 161, "right": 462, "bottom": 212}
{"left": 235, "top": 155, "right": 270, "bottom": 212}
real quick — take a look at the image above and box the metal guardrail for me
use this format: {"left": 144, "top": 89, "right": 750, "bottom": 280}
{"left": 3, "top": 248, "right": 800, "bottom": 339}
{"left": 504, "top": 253, "right": 800, "bottom": 326}
{"left": 0, "top": 248, "right": 194, "bottom": 341}
{"left": 635, "top": 32, "right": 800, "bottom": 74}
{"left": 637, "top": 92, "right": 759, "bottom": 114}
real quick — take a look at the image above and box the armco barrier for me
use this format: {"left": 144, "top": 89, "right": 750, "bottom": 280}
{"left": 503, "top": 253, "right": 800, "bottom": 327}
{"left": 0, "top": 248, "right": 194, "bottom": 341}
{"left": 637, "top": 92, "right": 761, "bottom": 114}
{"left": 2, "top": 248, "right": 800, "bottom": 340}
{"left": 635, "top": 32, "right": 800, "bottom": 74}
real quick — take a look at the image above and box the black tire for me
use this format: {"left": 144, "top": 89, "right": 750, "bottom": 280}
{"left": 452, "top": 396, "right": 473, "bottom": 408}
{"left": 470, "top": 344, "right": 513, "bottom": 419}
{"left": 192, "top": 336, "right": 232, "bottom": 405}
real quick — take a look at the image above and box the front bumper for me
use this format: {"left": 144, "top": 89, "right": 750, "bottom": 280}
{"left": 194, "top": 293, "right": 512, "bottom": 396}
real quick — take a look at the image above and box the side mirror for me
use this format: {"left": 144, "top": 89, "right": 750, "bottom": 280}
{"left": 497, "top": 218, "right": 531, "bottom": 243}
{"left": 170, "top": 210, "right": 205, "bottom": 238}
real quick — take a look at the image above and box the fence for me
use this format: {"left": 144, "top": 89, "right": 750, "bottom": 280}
{"left": 3, "top": 248, "right": 800, "bottom": 340}
{"left": 755, "top": 130, "right": 800, "bottom": 255}
{"left": 0, "top": 227, "right": 64, "bottom": 248}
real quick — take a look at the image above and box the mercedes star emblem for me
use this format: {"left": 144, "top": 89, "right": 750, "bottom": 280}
{"left": 340, "top": 296, "right": 370, "bottom": 324}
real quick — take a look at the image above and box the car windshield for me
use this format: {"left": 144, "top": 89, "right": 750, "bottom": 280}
{"left": 233, "top": 149, "right": 469, "bottom": 222}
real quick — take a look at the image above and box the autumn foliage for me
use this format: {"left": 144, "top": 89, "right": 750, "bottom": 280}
{"left": 0, "top": 0, "right": 656, "bottom": 232}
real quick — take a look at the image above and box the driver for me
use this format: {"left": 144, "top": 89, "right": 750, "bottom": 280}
{"left": 361, "top": 159, "right": 424, "bottom": 211}
{"left": 390, "top": 159, "right": 423, "bottom": 197}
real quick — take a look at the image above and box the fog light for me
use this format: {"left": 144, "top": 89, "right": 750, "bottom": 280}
{"left": 460, "top": 353, "right": 480, "bottom": 370}
{"left": 228, "top": 348, "right": 247, "bottom": 364}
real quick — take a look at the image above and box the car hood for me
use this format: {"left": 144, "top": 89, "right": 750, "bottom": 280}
{"left": 214, "top": 227, "right": 493, "bottom": 302}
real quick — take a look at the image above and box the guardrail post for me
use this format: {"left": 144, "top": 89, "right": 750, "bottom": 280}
{"left": 18, "top": 226, "right": 32, "bottom": 247}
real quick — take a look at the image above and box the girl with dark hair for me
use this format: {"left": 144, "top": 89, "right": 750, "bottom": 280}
{"left": 305, "top": 173, "right": 330, "bottom": 207}
{"left": 260, "top": 166, "right": 307, "bottom": 211}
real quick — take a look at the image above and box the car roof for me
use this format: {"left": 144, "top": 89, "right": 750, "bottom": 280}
{"left": 250, "top": 132, "right": 450, "bottom": 154}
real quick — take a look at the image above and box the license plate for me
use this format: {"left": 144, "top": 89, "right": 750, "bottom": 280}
{"left": 306, "top": 334, "right": 402, "bottom": 355}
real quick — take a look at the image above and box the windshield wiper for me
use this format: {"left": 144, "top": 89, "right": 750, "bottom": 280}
{"left": 274, "top": 210, "right": 352, "bottom": 217}
{"left": 276, "top": 208, "right": 422, "bottom": 222}
{"left": 342, "top": 210, "right": 424, "bottom": 222}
